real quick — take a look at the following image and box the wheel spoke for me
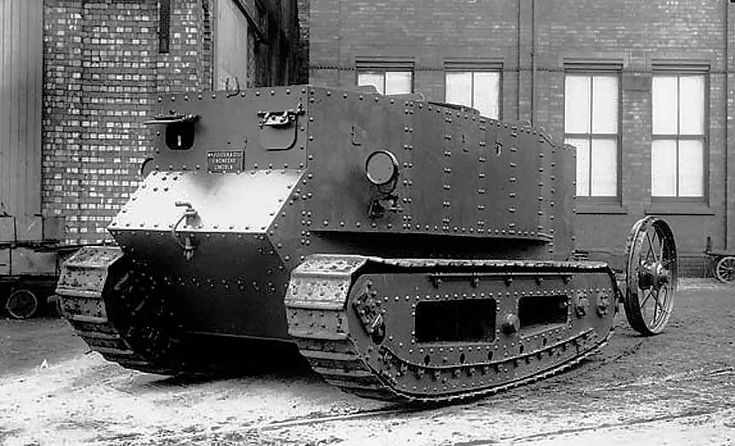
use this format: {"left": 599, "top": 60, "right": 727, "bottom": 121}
{"left": 651, "top": 290, "right": 659, "bottom": 325}
{"left": 646, "top": 231, "right": 658, "bottom": 263}
{"left": 726, "top": 260, "right": 735, "bottom": 279}
{"left": 716, "top": 257, "right": 735, "bottom": 282}
{"left": 640, "top": 289, "right": 652, "bottom": 308}
{"left": 655, "top": 287, "right": 668, "bottom": 325}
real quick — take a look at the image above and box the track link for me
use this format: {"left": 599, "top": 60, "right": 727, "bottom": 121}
{"left": 286, "top": 255, "right": 618, "bottom": 403}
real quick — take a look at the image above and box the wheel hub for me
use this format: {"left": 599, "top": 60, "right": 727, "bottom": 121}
{"left": 638, "top": 260, "right": 671, "bottom": 290}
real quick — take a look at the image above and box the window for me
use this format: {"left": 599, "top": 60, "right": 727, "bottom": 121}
{"left": 564, "top": 73, "right": 620, "bottom": 197}
{"left": 357, "top": 70, "right": 412, "bottom": 95}
{"left": 651, "top": 74, "right": 706, "bottom": 198}
{"left": 444, "top": 71, "right": 500, "bottom": 118}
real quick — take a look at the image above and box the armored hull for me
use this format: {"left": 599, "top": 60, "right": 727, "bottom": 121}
{"left": 57, "top": 86, "right": 678, "bottom": 402}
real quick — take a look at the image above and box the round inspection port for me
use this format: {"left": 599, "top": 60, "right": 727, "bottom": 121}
{"left": 365, "top": 150, "right": 399, "bottom": 185}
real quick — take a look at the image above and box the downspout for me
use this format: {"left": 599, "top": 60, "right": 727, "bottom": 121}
{"left": 725, "top": 0, "right": 730, "bottom": 249}
{"left": 517, "top": 0, "right": 522, "bottom": 121}
{"left": 531, "top": 0, "right": 537, "bottom": 124}
{"left": 337, "top": 0, "right": 342, "bottom": 87}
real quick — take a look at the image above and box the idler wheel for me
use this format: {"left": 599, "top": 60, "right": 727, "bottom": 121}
{"left": 623, "top": 217, "right": 678, "bottom": 335}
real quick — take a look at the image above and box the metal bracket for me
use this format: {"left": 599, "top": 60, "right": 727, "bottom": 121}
{"left": 352, "top": 280, "right": 385, "bottom": 344}
{"left": 257, "top": 103, "right": 305, "bottom": 128}
{"left": 368, "top": 194, "right": 402, "bottom": 219}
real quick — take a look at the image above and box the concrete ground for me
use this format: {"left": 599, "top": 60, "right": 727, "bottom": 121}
{"left": 0, "top": 279, "right": 734, "bottom": 446}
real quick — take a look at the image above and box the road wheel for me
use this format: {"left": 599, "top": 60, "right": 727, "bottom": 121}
{"left": 5, "top": 288, "right": 41, "bottom": 319}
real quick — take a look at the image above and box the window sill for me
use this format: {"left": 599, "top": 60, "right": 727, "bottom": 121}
{"left": 576, "top": 202, "right": 628, "bottom": 215}
{"left": 644, "top": 202, "right": 714, "bottom": 216}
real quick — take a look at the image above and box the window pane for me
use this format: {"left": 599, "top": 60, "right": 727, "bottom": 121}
{"left": 385, "top": 71, "right": 412, "bottom": 95}
{"left": 566, "top": 137, "right": 590, "bottom": 196}
{"left": 565, "top": 75, "right": 590, "bottom": 134}
{"left": 446, "top": 72, "right": 472, "bottom": 108}
{"left": 590, "top": 138, "right": 617, "bottom": 196}
{"left": 652, "top": 76, "right": 677, "bottom": 135}
{"left": 357, "top": 72, "right": 384, "bottom": 94}
{"left": 473, "top": 72, "right": 500, "bottom": 118}
{"left": 679, "top": 75, "right": 705, "bottom": 135}
{"left": 679, "top": 139, "right": 704, "bottom": 197}
{"left": 592, "top": 76, "right": 618, "bottom": 134}
{"left": 651, "top": 139, "right": 677, "bottom": 196}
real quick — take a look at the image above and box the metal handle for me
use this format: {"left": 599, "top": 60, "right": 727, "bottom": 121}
{"left": 171, "top": 202, "right": 198, "bottom": 261}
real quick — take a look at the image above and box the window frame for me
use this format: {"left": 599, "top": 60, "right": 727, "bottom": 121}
{"left": 650, "top": 65, "right": 709, "bottom": 202}
{"left": 444, "top": 59, "right": 503, "bottom": 119}
{"left": 563, "top": 65, "right": 623, "bottom": 203}
{"left": 355, "top": 58, "right": 415, "bottom": 95}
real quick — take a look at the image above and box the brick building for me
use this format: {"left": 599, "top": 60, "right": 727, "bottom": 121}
{"left": 41, "top": 0, "right": 300, "bottom": 243}
{"left": 302, "top": 0, "right": 735, "bottom": 275}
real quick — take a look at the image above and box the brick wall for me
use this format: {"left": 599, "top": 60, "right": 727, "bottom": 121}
{"left": 44, "top": 0, "right": 160, "bottom": 243}
{"left": 155, "top": 0, "right": 213, "bottom": 94}
{"left": 43, "top": 0, "right": 298, "bottom": 244}
{"left": 307, "top": 0, "right": 735, "bottom": 276}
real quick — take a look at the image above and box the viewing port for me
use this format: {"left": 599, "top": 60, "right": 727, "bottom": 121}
{"left": 415, "top": 300, "right": 496, "bottom": 343}
{"left": 518, "top": 295, "right": 568, "bottom": 334}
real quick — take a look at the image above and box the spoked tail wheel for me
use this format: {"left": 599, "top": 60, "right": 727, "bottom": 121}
{"left": 715, "top": 256, "right": 735, "bottom": 283}
{"left": 623, "top": 217, "right": 678, "bottom": 336}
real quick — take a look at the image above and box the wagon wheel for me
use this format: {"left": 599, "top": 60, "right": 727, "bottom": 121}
{"left": 623, "top": 217, "right": 678, "bottom": 335}
{"left": 715, "top": 256, "right": 735, "bottom": 283}
{"left": 5, "top": 288, "right": 41, "bottom": 320}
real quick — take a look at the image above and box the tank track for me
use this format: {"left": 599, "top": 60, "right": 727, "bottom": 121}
{"left": 56, "top": 247, "right": 180, "bottom": 374}
{"left": 286, "top": 255, "right": 618, "bottom": 403}
{"left": 294, "top": 331, "right": 610, "bottom": 403}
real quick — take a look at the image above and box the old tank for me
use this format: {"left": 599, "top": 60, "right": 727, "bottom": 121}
{"left": 56, "top": 85, "right": 678, "bottom": 402}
